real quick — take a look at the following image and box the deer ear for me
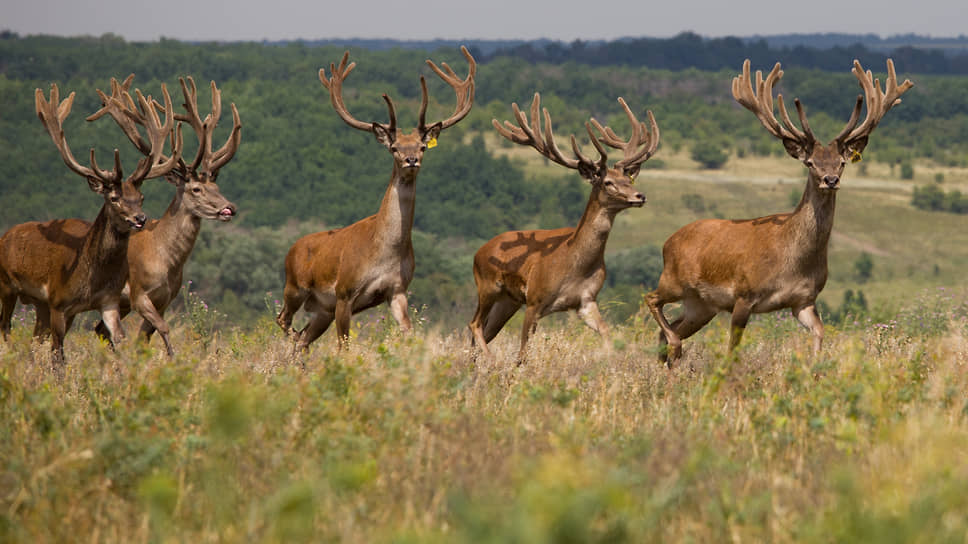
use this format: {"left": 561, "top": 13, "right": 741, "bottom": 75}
{"left": 841, "top": 136, "right": 869, "bottom": 158}
{"left": 782, "top": 138, "right": 808, "bottom": 160}
{"left": 577, "top": 161, "right": 600, "bottom": 182}
{"left": 87, "top": 176, "right": 108, "bottom": 195}
{"left": 165, "top": 170, "right": 188, "bottom": 186}
{"left": 422, "top": 123, "right": 442, "bottom": 144}
{"left": 623, "top": 164, "right": 642, "bottom": 180}
{"left": 373, "top": 125, "right": 395, "bottom": 149}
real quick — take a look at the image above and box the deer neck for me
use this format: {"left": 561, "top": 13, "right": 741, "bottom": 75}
{"left": 151, "top": 189, "right": 204, "bottom": 269}
{"left": 373, "top": 163, "right": 418, "bottom": 249}
{"left": 567, "top": 189, "right": 617, "bottom": 269}
{"left": 85, "top": 205, "right": 133, "bottom": 276}
{"left": 788, "top": 172, "right": 838, "bottom": 255}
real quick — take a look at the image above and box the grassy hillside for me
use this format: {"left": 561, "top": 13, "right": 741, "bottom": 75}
{"left": 1, "top": 288, "right": 967, "bottom": 541}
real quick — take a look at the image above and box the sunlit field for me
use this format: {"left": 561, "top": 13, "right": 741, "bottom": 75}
{"left": 2, "top": 287, "right": 967, "bottom": 542}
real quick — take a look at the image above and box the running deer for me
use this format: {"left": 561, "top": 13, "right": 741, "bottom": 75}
{"left": 0, "top": 82, "right": 182, "bottom": 365}
{"left": 469, "top": 94, "right": 659, "bottom": 361}
{"left": 276, "top": 47, "right": 475, "bottom": 351}
{"left": 87, "top": 75, "right": 241, "bottom": 357}
{"left": 646, "top": 59, "right": 913, "bottom": 365}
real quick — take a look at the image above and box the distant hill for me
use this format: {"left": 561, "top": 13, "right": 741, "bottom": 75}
{"left": 745, "top": 33, "right": 968, "bottom": 56}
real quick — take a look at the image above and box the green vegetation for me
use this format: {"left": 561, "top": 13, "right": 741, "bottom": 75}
{"left": 2, "top": 288, "right": 967, "bottom": 541}
{"left": 4, "top": 35, "right": 967, "bottom": 324}
{"left": 912, "top": 184, "right": 968, "bottom": 213}
{"left": 3, "top": 33, "right": 968, "bottom": 541}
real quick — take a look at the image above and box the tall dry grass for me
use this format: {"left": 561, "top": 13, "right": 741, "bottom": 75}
{"left": 1, "top": 289, "right": 967, "bottom": 542}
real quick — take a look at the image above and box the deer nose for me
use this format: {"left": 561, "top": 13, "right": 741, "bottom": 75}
{"left": 405, "top": 157, "right": 419, "bottom": 167}
{"left": 634, "top": 192, "right": 645, "bottom": 201}
{"left": 823, "top": 175, "right": 839, "bottom": 187}
{"left": 133, "top": 213, "right": 147, "bottom": 228}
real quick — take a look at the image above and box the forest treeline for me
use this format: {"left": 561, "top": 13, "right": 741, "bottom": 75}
{"left": 1, "top": 33, "right": 967, "bottom": 325}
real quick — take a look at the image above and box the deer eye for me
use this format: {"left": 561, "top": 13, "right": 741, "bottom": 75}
{"left": 192, "top": 187, "right": 202, "bottom": 194}
{"left": 604, "top": 180, "right": 615, "bottom": 187}
{"left": 420, "top": 145, "right": 427, "bottom": 151}
{"left": 390, "top": 146, "right": 398, "bottom": 153}
{"left": 805, "top": 159, "right": 814, "bottom": 167}
{"left": 110, "top": 195, "right": 120, "bottom": 203}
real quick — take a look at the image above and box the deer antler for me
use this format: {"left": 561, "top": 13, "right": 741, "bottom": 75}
{"left": 589, "top": 97, "right": 660, "bottom": 173}
{"left": 84, "top": 77, "right": 185, "bottom": 186}
{"left": 836, "top": 59, "right": 914, "bottom": 145}
{"left": 319, "top": 52, "right": 393, "bottom": 134}
{"left": 493, "top": 93, "right": 605, "bottom": 174}
{"left": 172, "top": 77, "right": 242, "bottom": 175}
{"left": 732, "top": 59, "right": 816, "bottom": 146}
{"left": 36, "top": 84, "right": 124, "bottom": 185}
{"left": 419, "top": 45, "right": 476, "bottom": 132}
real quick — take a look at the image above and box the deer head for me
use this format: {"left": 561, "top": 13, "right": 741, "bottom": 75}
{"left": 36, "top": 82, "right": 182, "bottom": 231}
{"left": 89, "top": 75, "right": 240, "bottom": 222}
{"left": 493, "top": 93, "right": 659, "bottom": 210}
{"left": 319, "top": 46, "right": 476, "bottom": 176}
{"left": 733, "top": 58, "right": 913, "bottom": 191}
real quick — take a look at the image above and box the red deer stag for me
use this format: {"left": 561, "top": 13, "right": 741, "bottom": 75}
{"left": 646, "top": 59, "right": 913, "bottom": 365}
{"left": 0, "top": 82, "right": 182, "bottom": 365}
{"left": 276, "top": 47, "right": 475, "bottom": 351}
{"left": 86, "top": 75, "right": 240, "bottom": 357}
{"left": 468, "top": 94, "right": 659, "bottom": 361}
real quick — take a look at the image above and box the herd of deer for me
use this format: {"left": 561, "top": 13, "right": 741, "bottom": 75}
{"left": 0, "top": 46, "right": 914, "bottom": 368}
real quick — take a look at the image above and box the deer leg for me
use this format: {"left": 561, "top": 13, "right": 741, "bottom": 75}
{"left": 516, "top": 305, "right": 541, "bottom": 364}
{"left": 334, "top": 298, "right": 353, "bottom": 351}
{"left": 728, "top": 300, "right": 754, "bottom": 354}
{"left": 295, "top": 310, "right": 334, "bottom": 352}
{"left": 483, "top": 298, "right": 520, "bottom": 343}
{"left": 100, "top": 307, "right": 126, "bottom": 349}
{"left": 794, "top": 304, "right": 824, "bottom": 355}
{"left": 132, "top": 294, "right": 174, "bottom": 358}
{"left": 468, "top": 291, "right": 503, "bottom": 355}
{"left": 387, "top": 291, "right": 413, "bottom": 332}
{"left": 646, "top": 290, "right": 682, "bottom": 364}
{"left": 277, "top": 285, "right": 309, "bottom": 338}
{"left": 0, "top": 293, "right": 14, "bottom": 341}
{"left": 49, "top": 309, "right": 68, "bottom": 367}
{"left": 33, "top": 303, "right": 51, "bottom": 339}
{"left": 95, "top": 303, "right": 130, "bottom": 342}
{"left": 662, "top": 302, "right": 717, "bottom": 364}
{"left": 578, "top": 299, "right": 610, "bottom": 348}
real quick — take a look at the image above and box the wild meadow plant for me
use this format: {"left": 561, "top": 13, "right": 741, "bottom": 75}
{"left": 0, "top": 289, "right": 966, "bottom": 542}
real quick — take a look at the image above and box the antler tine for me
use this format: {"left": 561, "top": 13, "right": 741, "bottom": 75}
{"left": 207, "top": 102, "right": 242, "bottom": 173}
{"left": 319, "top": 51, "right": 374, "bottom": 133}
{"left": 423, "top": 45, "right": 476, "bottom": 131}
{"left": 833, "top": 94, "right": 865, "bottom": 143}
{"left": 492, "top": 93, "right": 583, "bottom": 170}
{"left": 36, "top": 85, "right": 120, "bottom": 183}
{"left": 88, "top": 76, "right": 153, "bottom": 155}
{"left": 838, "top": 58, "right": 914, "bottom": 144}
{"left": 417, "top": 76, "right": 429, "bottom": 130}
{"left": 775, "top": 95, "right": 810, "bottom": 142}
{"left": 579, "top": 122, "right": 608, "bottom": 166}
{"left": 615, "top": 108, "right": 660, "bottom": 170}
{"left": 733, "top": 60, "right": 812, "bottom": 145}
{"left": 130, "top": 83, "right": 183, "bottom": 185}
{"left": 88, "top": 147, "right": 123, "bottom": 183}
{"left": 539, "top": 110, "right": 580, "bottom": 170}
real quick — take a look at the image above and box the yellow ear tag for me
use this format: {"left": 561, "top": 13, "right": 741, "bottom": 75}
{"left": 850, "top": 150, "right": 862, "bottom": 163}
{"left": 427, "top": 138, "right": 438, "bottom": 149}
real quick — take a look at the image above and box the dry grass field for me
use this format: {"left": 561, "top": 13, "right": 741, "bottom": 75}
{"left": 2, "top": 285, "right": 967, "bottom": 542}
{"left": 3, "top": 150, "right": 968, "bottom": 542}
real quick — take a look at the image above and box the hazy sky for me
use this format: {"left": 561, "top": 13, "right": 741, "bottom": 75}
{"left": 3, "top": 0, "right": 965, "bottom": 42}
